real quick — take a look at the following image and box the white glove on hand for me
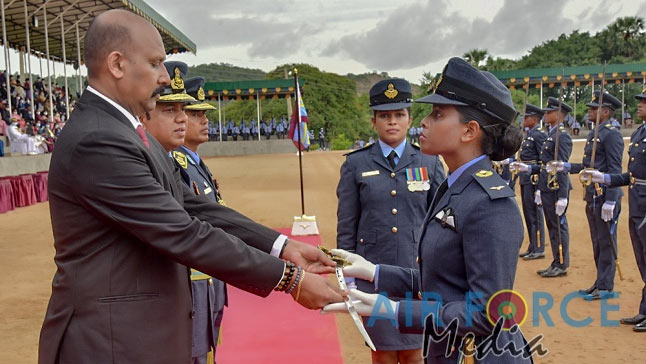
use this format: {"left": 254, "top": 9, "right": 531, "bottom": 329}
{"left": 556, "top": 198, "right": 568, "bottom": 216}
{"left": 546, "top": 161, "right": 566, "bottom": 174}
{"left": 581, "top": 169, "right": 605, "bottom": 184}
{"left": 321, "top": 289, "right": 397, "bottom": 319}
{"left": 601, "top": 202, "right": 615, "bottom": 222}
{"left": 510, "top": 162, "right": 529, "bottom": 173}
{"left": 534, "top": 190, "right": 542, "bottom": 205}
{"left": 499, "top": 158, "right": 512, "bottom": 166}
{"left": 330, "top": 249, "right": 376, "bottom": 282}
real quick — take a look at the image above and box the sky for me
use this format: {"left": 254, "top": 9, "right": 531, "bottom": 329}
{"left": 153, "top": 0, "right": 646, "bottom": 83}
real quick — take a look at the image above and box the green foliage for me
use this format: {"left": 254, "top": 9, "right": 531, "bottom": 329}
{"left": 330, "top": 133, "right": 354, "bottom": 150}
{"left": 187, "top": 63, "right": 265, "bottom": 82}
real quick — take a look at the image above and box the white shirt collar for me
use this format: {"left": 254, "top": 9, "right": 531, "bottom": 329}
{"left": 86, "top": 85, "right": 141, "bottom": 129}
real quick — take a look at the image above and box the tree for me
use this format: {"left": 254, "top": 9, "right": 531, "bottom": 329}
{"left": 462, "top": 49, "right": 489, "bottom": 69}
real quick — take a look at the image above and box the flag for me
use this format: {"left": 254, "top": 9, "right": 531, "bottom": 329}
{"left": 288, "top": 80, "right": 310, "bottom": 151}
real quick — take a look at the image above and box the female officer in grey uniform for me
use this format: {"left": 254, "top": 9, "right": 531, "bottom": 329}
{"left": 582, "top": 88, "right": 646, "bottom": 331}
{"left": 336, "top": 78, "right": 445, "bottom": 364}
{"left": 326, "top": 58, "right": 532, "bottom": 364}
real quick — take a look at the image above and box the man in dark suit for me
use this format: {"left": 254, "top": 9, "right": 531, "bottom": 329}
{"left": 38, "top": 10, "right": 341, "bottom": 364}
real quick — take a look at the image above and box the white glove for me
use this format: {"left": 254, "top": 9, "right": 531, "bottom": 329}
{"left": 581, "top": 169, "right": 606, "bottom": 184}
{"left": 534, "top": 190, "right": 542, "bottom": 205}
{"left": 499, "top": 158, "right": 512, "bottom": 166}
{"left": 601, "top": 202, "right": 615, "bottom": 222}
{"left": 345, "top": 277, "right": 358, "bottom": 290}
{"left": 546, "top": 161, "right": 566, "bottom": 174}
{"left": 510, "top": 162, "right": 529, "bottom": 173}
{"left": 330, "top": 249, "right": 376, "bottom": 282}
{"left": 321, "top": 289, "right": 397, "bottom": 319}
{"left": 556, "top": 198, "right": 568, "bottom": 216}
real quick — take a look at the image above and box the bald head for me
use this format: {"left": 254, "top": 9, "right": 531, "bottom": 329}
{"left": 84, "top": 10, "right": 157, "bottom": 78}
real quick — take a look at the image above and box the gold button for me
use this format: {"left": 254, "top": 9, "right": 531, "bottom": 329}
{"left": 391, "top": 190, "right": 397, "bottom": 196}
{"left": 360, "top": 238, "right": 364, "bottom": 243}
{"left": 416, "top": 256, "right": 420, "bottom": 264}
{"left": 635, "top": 143, "right": 639, "bottom": 147}
{"left": 392, "top": 208, "right": 398, "bottom": 215}
{"left": 392, "top": 227, "right": 398, "bottom": 233}
{"left": 390, "top": 172, "right": 396, "bottom": 178}
{"left": 632, "top": 157, "right": 635, "bottom": 162}
{"left": 208, "top": 279, "right": 213, "bottom": 286}
{"left": 418, "top": 291, "right": 422, "bottom": 299}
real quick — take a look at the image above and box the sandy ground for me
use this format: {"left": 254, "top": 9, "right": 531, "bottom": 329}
{"left": 1, "top": 140, "right": 645, "bottom": 363}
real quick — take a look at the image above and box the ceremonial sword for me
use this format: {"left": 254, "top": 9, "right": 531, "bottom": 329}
{"left": 549, "top": 71, "right": 565, "bottom": 264}
{"left": 583, "top": 62, "right": 623, "bottom": 280}
{"left": 319, "top": 246, "right": 376, "bottom": 351}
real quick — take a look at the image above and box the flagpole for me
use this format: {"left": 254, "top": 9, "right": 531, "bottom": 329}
{"left": 294, "top": 68, "right": 305, "bottom": 215}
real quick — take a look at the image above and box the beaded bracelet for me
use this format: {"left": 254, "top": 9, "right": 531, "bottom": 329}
{"left": 274, "top": 262, "right": 296, "bottom": 292}
{"left": 285, "top": 266, "right": 303, "bottom": 294}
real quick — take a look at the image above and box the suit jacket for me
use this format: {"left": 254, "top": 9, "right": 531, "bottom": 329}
{"left": 569, "top": 120, "right": 624, "bottom": 202}
{"left": 39, "top": 90, "right": 285, "bottom": 364}
{"left": 378, "top": 157, "right": 532, "bottom": 364}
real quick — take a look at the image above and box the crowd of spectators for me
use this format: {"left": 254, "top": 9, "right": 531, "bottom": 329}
{"left": 0, "top": 70, "right": 74, "bottom": 156}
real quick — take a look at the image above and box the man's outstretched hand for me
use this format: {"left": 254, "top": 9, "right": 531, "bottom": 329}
{"left": 292, "top": 272, "right": 346, "bottom": 309}
{"left": 281, "top": 239, "right": 336, "bottom": 274}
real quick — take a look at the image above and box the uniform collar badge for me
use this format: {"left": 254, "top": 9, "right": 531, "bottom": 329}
{"left": 172, "top": 151, "right": 188, "bottom": 169}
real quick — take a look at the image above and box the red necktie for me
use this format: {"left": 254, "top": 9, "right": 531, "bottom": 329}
{"left": 136, "top": 125, "right": 150, "bottom": 148}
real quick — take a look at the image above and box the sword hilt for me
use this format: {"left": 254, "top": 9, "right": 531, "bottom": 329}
{"left": 548, "top": 170, "right": 559, "bottom": 190}
{"left": 318, "top": 246, "right": 352, "bottom": 267}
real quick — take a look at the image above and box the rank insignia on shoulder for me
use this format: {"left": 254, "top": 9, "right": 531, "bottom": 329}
{"left": 173, "top": 151, "right": 188, "bottom": 169}
{"left": 490, "top": 185, "right": 505, "bottom": 191}
{"left": 475, "top": 170, "right": 493, "bottom": 178}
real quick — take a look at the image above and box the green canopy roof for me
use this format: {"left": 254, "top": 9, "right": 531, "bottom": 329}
{"left": 2, "top": 0, "right": 196, "bottom": 64}
{"left": 490, "top": 63, "right": 646, "bottom": 88}
{"left": 204, "top": 79, "right": 304, "bottom": 100}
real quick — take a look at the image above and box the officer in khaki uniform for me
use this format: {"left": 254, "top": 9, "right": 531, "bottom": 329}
{"left": 173, "top": 76, "right": 226, "bottom": 364}
{"left": 336, "top": 78, "right": 445, "bottom": 364}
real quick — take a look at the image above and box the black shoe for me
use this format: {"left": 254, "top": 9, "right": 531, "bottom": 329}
{"left": 621, "top": 314, "right": 646, "bottom": 325}
{"left": 523, "top": 252, "right": 545, "bottom": 260}
{"left": 578, "top": 285, "right": 597, "bottom": 295}
{"left": 583, "top": 289, "right": 616, "bottom": 301}
{"left": 519, "top": 250, "right": 532, "bottom": 258}
{"left": 633, "top": 320, "right": 646, "bottom": 332}
{"left": 541, "top": 267, "right": 567, "bottom": 277}
{"left": 537, "top": 266, "right": 554, "bottom": 275}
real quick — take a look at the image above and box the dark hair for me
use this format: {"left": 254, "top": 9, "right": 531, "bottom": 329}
{"left": 456, "top": 106, "right": 522, "bottom": 161}
{"left": 373, "top": 107, "right": 412, "bottom": 119}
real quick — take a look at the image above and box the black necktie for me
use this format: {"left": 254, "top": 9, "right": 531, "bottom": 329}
{"left": 430, "top": 179, "right": 449, "bottom": 212}
{"left": 387, "top": 150, "right": 397, "bottom": 169}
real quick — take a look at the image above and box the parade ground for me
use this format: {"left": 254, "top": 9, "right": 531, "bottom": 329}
{"left": 1, "top": 139, "right": 645, "bottom": 363}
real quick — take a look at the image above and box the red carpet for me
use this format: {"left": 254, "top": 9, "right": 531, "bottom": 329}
{"left": 216, "top": 228, "right": 343, "bottom": 364}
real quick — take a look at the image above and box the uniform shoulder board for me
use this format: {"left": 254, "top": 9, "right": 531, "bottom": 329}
{"left": 172, "top": 150, "right": 188, "bottom": 169}
{"left": 472, "top": 169, "right": 515, "bottom": 200}
{"left": 344, "top": 143, "right": 372, "bottom": 156}
{"left": 605, "top": 124, "right": 617, "bottom": 130}
{"left": 411, "top": 142, "right": 420, "bottom": 149}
